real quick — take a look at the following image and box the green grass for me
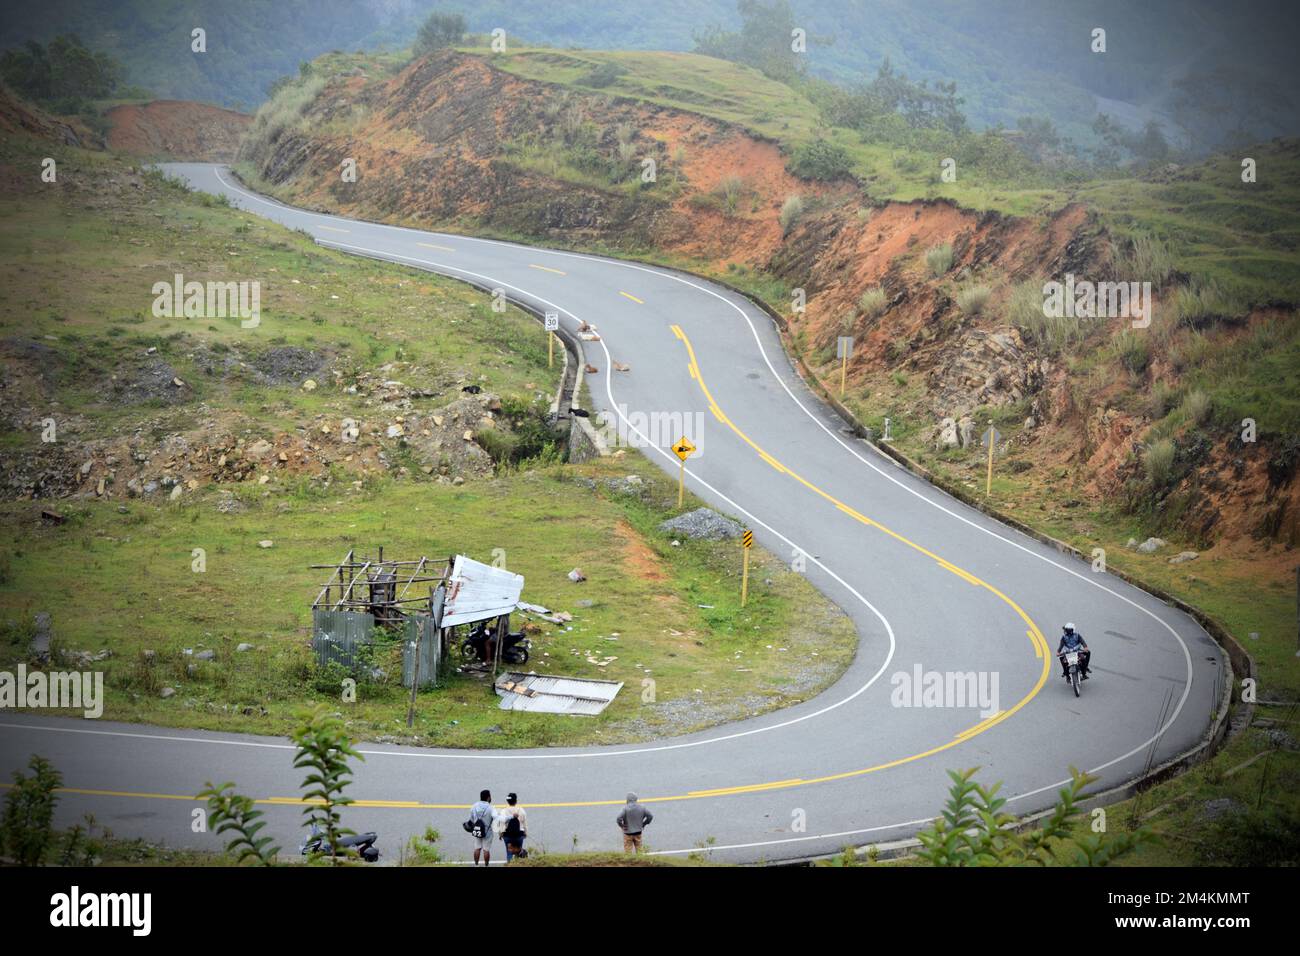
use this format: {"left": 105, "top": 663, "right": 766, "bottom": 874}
{"left": 0, "top": 129, "right": 856, "bottom": 748}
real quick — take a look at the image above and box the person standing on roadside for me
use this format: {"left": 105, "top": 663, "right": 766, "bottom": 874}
{"left": 498, "top": 792, "right": 528, "bottom": 863}
{"left": 617, "top": 792, "right": 653, "bottom": 853}
{"left": 466, "top": 789, "right": 497, "bottom": 865}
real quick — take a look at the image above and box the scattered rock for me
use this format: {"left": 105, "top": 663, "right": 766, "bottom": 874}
{"left": 659, "top": 507, "right": 743, "bottom": 541}
{"left": 568, "top": 568, "right": 586, "bottom": 583}
{"left": 160, "top": 687, "right": 176, "bottom": 699}
{"left": 236, "top": 643, "right": 254, "bottom": 652}
{"left": 258, "top": 540, "right": 273, "bottom": 549}
{"left": 1168, "top": 551, "right": 1199, "bottom": 564}
{"left": 194, "top": 649, "right": 216, "bottom": 661}
{"left": 1136, "top": 537, "right": 1167, "bottom": 554}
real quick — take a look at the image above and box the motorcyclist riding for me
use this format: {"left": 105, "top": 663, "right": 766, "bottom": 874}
{"left": 1057, "top": 623, "right": 1091, "bottom": 681}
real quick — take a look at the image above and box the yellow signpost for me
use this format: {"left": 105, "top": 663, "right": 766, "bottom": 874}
{"left": 741, "top": 529, "right": 753, "bottom": 606}
{"left": 672, "top": 436, "right": 696, "bottom": 509}
{"left": 982, "top": 425, "right": 1001, "bottom": 496}
{"left": 544, "top": 313, "right": 559, "bottom": 368}
{"left": 836, "top": 336, "right": 853, "bottom": 397}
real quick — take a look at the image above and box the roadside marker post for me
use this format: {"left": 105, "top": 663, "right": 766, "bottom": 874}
{"left": 671, "top": 436, "right": 696, "bottom": 509}
{"left": 741, "top": 529, "right": 753, "bottom": 606}
{"left": 544, "top": 312, "right": 559, "bottom": 368}
{"left": 982, "top": 425, "right": 1002, "bottom": 497}
{"left": 836, "top": 336, "right": 854, "bottom": 396}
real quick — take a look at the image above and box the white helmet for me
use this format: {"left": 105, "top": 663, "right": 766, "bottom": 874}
{"left": 1064, "top": 622, "right": 1075, "bottom": 632}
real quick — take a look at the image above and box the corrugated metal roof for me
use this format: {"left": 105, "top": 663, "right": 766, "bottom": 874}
{"left": 441, "top": 555, "right": 524, "bottom": 627}
{"left": 494, "top": 672, "right": 624, "bottom": 715}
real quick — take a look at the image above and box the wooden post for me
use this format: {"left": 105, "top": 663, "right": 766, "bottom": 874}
{"left": 677, "top": 458, "right": 685, "bottom": 509}
{"left": 741, "top": 547, "right": 750, "bottom": 607}
{"left": 492, "top": 614, "right": 504, "bottom": 683}
{"left": 548, "top": 331, "right": 554, "bottom": 368}
{"left": 986, "top": 436, "right": 995, "bottom": 496}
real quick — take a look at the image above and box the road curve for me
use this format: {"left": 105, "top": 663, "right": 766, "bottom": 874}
{"left": 0, "top": 164, "right": 1225, "bottom": 863}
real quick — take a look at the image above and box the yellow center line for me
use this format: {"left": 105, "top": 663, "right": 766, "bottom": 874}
{"left": 668, "top": 323, "right": 1051, "bottom": 775}
{"left": 619, "top": 290, "right": 644, "bottom": 304}
{"left": 416, "top": 241, "right": 455, "bottom": 252}
{"left": 0, "top": 326, "right": 1053, "bottom": 817}
{"left": 528, "top": 263, "right": 566, "bottom": 275}
{"left": 318, "top": 225, "right": 350, "bottom": 234}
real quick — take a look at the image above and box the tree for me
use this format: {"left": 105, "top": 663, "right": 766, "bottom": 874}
{"left": 693, "top": 0, "right": 804, "bottom": 84}
{"left": 915, "top": 767, "right": 1152, "bottom": 866}
{"left": 413, "top": 11, "right": 466, "bottom": 57}
{"left": 0, "top": 34, "right": 120, "bottom": 111}
{"left": 1, "top": 755, "right": 61, "bottom": 866}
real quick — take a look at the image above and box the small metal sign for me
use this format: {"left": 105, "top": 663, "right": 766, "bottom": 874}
{"left": 544, "top": 312, "right": 559, "bottom": 332}
{"left": 981, "top": 426, "right": 1002, "bottom": 448}
{"left": 836, "top": 335, "right": 854, "bottom": 359}
{"left": 742, "top": 530, "right": 753, "bottom": 549}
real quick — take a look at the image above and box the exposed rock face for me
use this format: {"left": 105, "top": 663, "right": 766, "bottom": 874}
{"left": 105, "top": 100, "right": 251, "bottom": 162}
{"left": 927, "top": 327, "right": 1045, "bottom": 421}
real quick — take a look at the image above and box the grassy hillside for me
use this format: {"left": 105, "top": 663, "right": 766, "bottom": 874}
{"left": 0, "top": 120, "right": 856, "bottom": 745}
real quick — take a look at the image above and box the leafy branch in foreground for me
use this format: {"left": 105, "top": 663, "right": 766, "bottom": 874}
{"left": 198, "top": 781, "right": 280, "bottom": 866}
{"left": 292, "top": 707, "right": 363, "bottom": 865}
{"left": 915, "top": 767, "right": 1153, "bottom": 866}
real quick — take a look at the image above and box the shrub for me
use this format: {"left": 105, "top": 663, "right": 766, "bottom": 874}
{"left": 412, "top": 12, "right": 465, "bottom": 56}
{"left": 859, "top": 287, "right": 888, "bottom": 320}
{"left": 779, "top": 194, "right": 804, "bottom": 234}
{"left": 582, "top": 61, "right": 626, "bottom": 88}
{"left": 198, "top": 782, "right": 281, "bottom": 865}
{"left": 2, "top": 755, "right": 61, "bottom": 865}
{"left": 716, "top": 175, "right": 746, "bottom": 214}
{"left": 925, "top": 243, "right": 954, "bottom": 278}
{"left": 1147, "top": 381, "right": 1178, "bottom": 419}
{"left": 1122, "top": 232, "right": 1176, "bottom": 288}
{"left": 789, "top": 139, "right": 854, "bottom": 180}
{"left": 915, "top": 767, "right": 1151, "bottom": 866}
{"left": 955, "top": 284, "right": 991, "bottom": 315}
{"left": 1175, "top": 281, "right": 1246, "bottom": 329}
{"left": 1181, "top": 388, "right": 1212, "bottom": 426}
{"left": 1115, "top": 329, "right": 1151, "bottom": 376}
{"left": 292, "top": 709, "right": 363, "bottom": 865}
{"left": 1144, "top": 437, "right": 1176, "bottom": 488}
{"left": 1171, "top": 330, "right": 1210, "bottom": 371}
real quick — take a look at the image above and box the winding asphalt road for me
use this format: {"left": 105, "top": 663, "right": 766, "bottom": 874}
{"left": 0, "top": 164, "right": 1225, "bottom": 863}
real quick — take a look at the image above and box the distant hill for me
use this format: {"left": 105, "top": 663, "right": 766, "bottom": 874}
{"left": 3, "top": 0, "right": 1297, "bottom": 149}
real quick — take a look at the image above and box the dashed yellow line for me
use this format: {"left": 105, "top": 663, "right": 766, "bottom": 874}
{"left": 669, "top": 322, "right": 1051, "bottom": 746}
{"left": 417, "top": 241, "right": 455, "bottom": 252}
{"left": 619, "top": 290, "right": 644, "bottom": 304}
{"left": 529, "top": 263, "right": 566, "bottom": 275}
{"left": 318, "top": 225, "right": 350, "bottom": 234}
{"left": 0, "top": 328, "right": 1054, "bottom": 817}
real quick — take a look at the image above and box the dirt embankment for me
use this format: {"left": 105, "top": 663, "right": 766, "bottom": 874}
{"left": 0, "top": 84, "right": 98, "bottom": 148}
{"left": 237, "top": 51, "right": 1298, "bottom": 554}
{"left": 106, "top": 100, "right": 251, "bottom": 162}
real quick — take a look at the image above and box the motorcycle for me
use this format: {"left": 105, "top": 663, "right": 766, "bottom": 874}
{"left": 1060, "top": 650, "right": 1083, "bottom": 697}
{"left": 459, "top": 619, "right": 531, "bottom": 665}
{"left": 300, "top": 824, "right": 380, "bottom": 862}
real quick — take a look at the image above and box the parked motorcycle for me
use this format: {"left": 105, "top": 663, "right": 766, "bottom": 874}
{"left": 300, "top": 824, "right": 380, "bottom": 862}
{"left": 459, "top": 619, "right": 531, "bottom": 665}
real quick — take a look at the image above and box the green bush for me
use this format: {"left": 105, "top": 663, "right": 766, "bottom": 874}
{"left": 925, "top": 243, "right": 954, "bottom": 277}
{"left": 1, "top": 755, "right": 61, "bottom": 866}
{"left": 1181, "top": 388, "right": 1212, "bottom": 426}
{"left": 582, "top": 62, "right": 626, "bottom": 88}
{"left": 1175, "top": 281, "right": 1246, "bottom": 329}
{"left": 1122, "top": 232, "right": 1176, "bottom": 288}
{"left": 1144, "top": 437, "right": 1176, "bottom": 488}
{"left": 789, "top": 139, "right": 854, "bottom": 181}
{"left": 779, "top": 194, "right": 804, "bottom": 234}
{"left": 1115, "top": 329, "right": 1151, "bottom": 376}
{"left": 859, "top": 287, "right": 888, "bottom": 319}
{"left": 955, "top": 284, "right": 991, "bottom": 315}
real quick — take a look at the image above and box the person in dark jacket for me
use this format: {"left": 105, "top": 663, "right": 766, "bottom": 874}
{"left": 1057, "top": 623, "right": 1091, "bottom": 680}
{"left": 617, "top": 792, "right": 653, "bottom": 853}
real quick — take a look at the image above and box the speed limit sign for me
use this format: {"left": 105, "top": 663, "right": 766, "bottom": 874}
{"left": 544, "top": 313, "right": 559, "bottom": 332}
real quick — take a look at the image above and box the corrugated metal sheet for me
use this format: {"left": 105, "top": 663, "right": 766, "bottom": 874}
{"left": 312, "top": 609, "right": 375, "bottom": 669}
{"left": 441, "top": 555, "right": 524, "bottom": 627}
{"left": 400, "top": 614, "right": 441, "bottom": 688}
{"left": 494, "top": 672, "right": 623, "bottom": 715}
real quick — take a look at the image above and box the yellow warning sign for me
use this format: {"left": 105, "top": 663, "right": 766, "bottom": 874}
{"left": 742, "top": 530, "right": 753, "bottom": 549}
{"left": 672, "top": 436, "right": 696, "bottom": 462}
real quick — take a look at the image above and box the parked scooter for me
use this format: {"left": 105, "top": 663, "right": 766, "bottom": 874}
{"left": 459, "top": 619, "right": 531, "bottom": 665}
{"left": 300, "top": 824, "right": 380, "bottom": 862}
